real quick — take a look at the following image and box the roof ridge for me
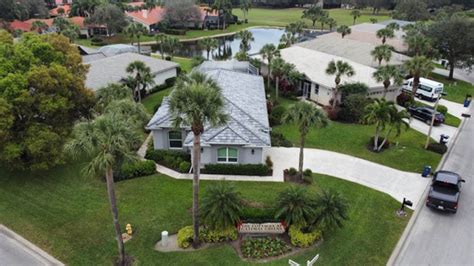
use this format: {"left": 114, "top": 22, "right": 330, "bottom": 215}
{"left": 221, "top": 93, "right": 268, "bottom": 130}
{"left": 228, "top": 115, "right": 269, "bottom": 145}
{"left": 205, "top": 125, "right": 249, "bottom": 143}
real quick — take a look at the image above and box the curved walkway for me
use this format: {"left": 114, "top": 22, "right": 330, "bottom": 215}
{"left": 263, "top": 147, "right": 429, "bottom": 207}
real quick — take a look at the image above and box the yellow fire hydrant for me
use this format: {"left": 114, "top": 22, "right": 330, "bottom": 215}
{"left": 126, "top": 224, "right": 133, "bottom": 236}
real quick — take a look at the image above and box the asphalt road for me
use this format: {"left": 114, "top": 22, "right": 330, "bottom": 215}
{"left": 394, "top": 106, "right": 474, "bottom": 265}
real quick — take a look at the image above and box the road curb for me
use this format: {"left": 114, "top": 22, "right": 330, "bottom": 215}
{"left": 386, "top": 114, "right": 469, "bottom": 266}
{"left": 0, "top": 224, "right": 64, "bottom": 266}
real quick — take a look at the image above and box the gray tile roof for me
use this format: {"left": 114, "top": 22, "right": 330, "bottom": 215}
{"left": 82, "top": 53, "right": 106, "bottom": 63}
{"left": 146, "top": 68, "right": 271, "bottom": 147}
{"left": 195, "top": 60, "right": 255, "bottom": 74}
{"left": 85, "top": 52, "right": 178, "bottom": 91}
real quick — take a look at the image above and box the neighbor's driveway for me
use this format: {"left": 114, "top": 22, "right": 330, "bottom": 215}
{"left": 263, "top": 147, "right": 429, "bottom": 207}
{"left": 407, "top": 117, "right": 457, "bottom": 144}
{"left": 416, "top": 98, "right": 467, "bottom": 119}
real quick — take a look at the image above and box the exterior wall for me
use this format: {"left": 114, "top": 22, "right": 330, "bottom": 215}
{"left": 309, "top": 82, "right": 333, "bottom": 106}
{"left": 151, "top": 128, "right": 187, "bottom": 152}
{"left": 367, "top": 86, "right": 401, "bottom": 102}
{"left": 199, "top": 146, "right": 264, "bottom": 168}
{"left": 153, "top": 68, "right": 177, "bottom": 88}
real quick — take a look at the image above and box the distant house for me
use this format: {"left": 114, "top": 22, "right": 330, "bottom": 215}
{"left": 195, "top": 60, "right": 259, "bottom": 75}
{"left": 279, "top": 46, "right": 401, "bottom": 106}
{"left": 85, "top": 52, "right": 179, "bottom": 91}
{"left": 49, "top": 4, "right": 71, "bottom": 17}
{"left": 9, "top": 16, "right": 93, "bottom": 38}
{"left": 146, "top": 62, "right": 270, "bottom": 167}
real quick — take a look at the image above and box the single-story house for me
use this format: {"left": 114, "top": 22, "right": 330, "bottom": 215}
{"left": 9, "top": 16, "right": 94, "bottom": 38}
{"left": 195, "top": 60, "right": 259, "bottom": 75}
{"left": 85, "top": 52, "right": 179, "bottom": 91}
{"left": 279, "top": 46, "right": 401, "bottom": 106}
{"left": 146, "top": 63, "right": 271, "bottom": 167}
{"left": 296, "top": 36, "right": 410, "bottom": 68}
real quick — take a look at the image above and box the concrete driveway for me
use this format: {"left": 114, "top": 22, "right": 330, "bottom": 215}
{"left": 264, "top": 147, "right": 429, "bottom": 207}
{"left": 407, "top": 117, "right": 457, "bottom": 145}
{"left": 0, "top": 225, "right": 63, "bottom": 266}
{"left": 416, "top": 98, "right": 467, "bottom": 119}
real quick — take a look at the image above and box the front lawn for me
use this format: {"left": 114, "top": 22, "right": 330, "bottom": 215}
{"left": 0, "top": 165, "right": 409, "bottom": 265}
{"left": 430, "top": 72, "right": 474, "bottom": 104}
{"left": 142, "top": 87, "right": 172, "bottom": 114}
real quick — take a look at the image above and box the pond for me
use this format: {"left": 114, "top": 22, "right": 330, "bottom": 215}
{"left": 150, "top": 27, "right": 325, "bottom": 60}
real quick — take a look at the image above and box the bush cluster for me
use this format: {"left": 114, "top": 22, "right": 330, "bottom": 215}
{"left": 269, "top": 105, "right": 286, "bottom": 126}
{"left": 91, "top": 37, "right": 106, "bottom": 46}
{"left": 149, "top": 77, "right": 177, "bottom": 94}
{"left": 177, "top": 226, "right": 193, "bottom": 248}
{"left": 202, "top": 164, "right": 271, "bottom": 176}
{"left": 427, "top": 143, "right": 448, "bottom": 154}
{"left": 241, "top": 237, "right": 292, "bottom": 259}
{"left": 163, "top": 28, "right": 187, "bottom": 35}
{"left": 288, "top": 224, "right": 322, "bottom": 248}
{"left": 114, "top": 160, "right": 156, "bottom": 182}
{"left": 303, "top": 169, "right": 313, "bottom": 184}
{"left": 396, "top": 92, "right": 414, "bottom": 107}
{"left": 177, "top": 226, "right": 237, "bottom": 249}
{"left": 338, "top": 94, "right": 372, "bottom": 123}
{"left": 437, "top": 105, "right": 448, "bottom": 115}
{"left": 271, "top": 132, "right": 292, "bottom": 147}
{"left": 145, "top": 148, "right": 191, "bottom": 173}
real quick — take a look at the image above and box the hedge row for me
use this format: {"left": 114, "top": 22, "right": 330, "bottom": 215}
{"left": 202, "top": 164, "right": 271, "bottom": 176}
{"left": 114, "top": 160, "right": 156, "bottom": 182}
{"left": 288, "top": 224, "right": 322, "bottom": 248}
{"left": 177, "top": 226, "right": 237, "bottom": 249}
{"left": 145, "top": 149, "right": 191, "bottom": 173}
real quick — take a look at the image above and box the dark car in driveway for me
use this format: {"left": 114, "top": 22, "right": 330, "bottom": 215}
{"left": 426, "top": 171, "right": 466, "bottom": 213}
{"left": 408, "top": 106, "right": 445, "bottom": 125}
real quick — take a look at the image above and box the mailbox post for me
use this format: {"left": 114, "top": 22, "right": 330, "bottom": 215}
{"left": 397, "top": 197, "right": 413, "bottom": 216}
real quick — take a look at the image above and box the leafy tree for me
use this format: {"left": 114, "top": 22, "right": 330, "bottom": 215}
{"left": 212, "top": 0, "right": 233, "bottom": 29}
{"left": 201, "top": 182, "right": 243, "bottom": 230}
{"left": 53, "top": 16, "right": 71, "bottom": 32}
{"left": 103, "top": 99, "right": 149, "bottom": 129}
{"left": 283, "top": 102, "right": 329, "bottom": 176}
{"left": 0, "top": 33, "right": 95, "bottom": 171}
{"left": 237, "top": 30, "right": 254, "bottom": 52}
{"left": 95, "top": 84, "right": 133, "bottom": 113}
{"left": 393, "top": 0, "right": 430, "bottom": 21}
{"left": 0, "top": 30, "right": 13, "bottom": 44}
{"left": 260, "top": 43, "right": 280, "bottom": 89}
{"left": 404, "top": 56, "right": 434, "bottom": 99}
{"left": 309, "top": 190, "right": 349, "bottom": 231}
{"left": 31, "top": 20, "right": 48, "bottom": 33}
{"left": 65, "top": 113, "right": 142, "bottom": 266}
{"left": 350, "top": 9, "right": 361, "bottom": 25}
{"left": 199, "top": 37, "right": 218, "bottom": 60}
{"left": 0, "top": 0, "right": 16, "bottom": 21}
{"left": 325, "top": 60, "right": 356, "bottom": 108}
{"left": 275, "top": 186, "right": 315, "bottom": 226}
{"left": 61, "top": 24, "right": 81, "bottom": 42}
{"left": 427, "top": 16, "right": 474, "bottom": 79}
{"left": 163, "top": 36, "right": 182, "bottom": 59}
{"left": 386, "top": 22, "right": 400, "bottom": 31}
{"left": 168, "top": 72, "right": 228, "bottom": 248}
{"left": 126, "top": 61, "right": 155, "bottom": 103}
{"left": 125, "top": 23, "right": 148, "bottom": 54}
{"left": 240, "top": 0, "right": 252, "bottom": 22}
{"left": 372, "top": 65, "right": 404, "bottom": 97}
{"left": 327, "top": 17, "right": 337, "bottom": 31}
{"left": 86, "top": 4, "right": 128, "bottom": 36}
{"left": 370, "top": 18, "right": 378, "bottom": 24}
{"left": 337, "top": 25, "right": 351, "bottom": 38}
{"left": 376, "top": 27, "right": 394, "bottom": 44}
{"left": 301, "top": 5, "right": 324, "bottom": 28}
{"left": 371, "top": 44, "right": 393, "bottom": 66}
{"left": 319, "top": 14, "right": 330, "bottom": 31}
{"left": 71, "top": 0, "right": 100, "bottom": 17}
{"left": 163, "top": 0, "right": 201, "bottom": 29}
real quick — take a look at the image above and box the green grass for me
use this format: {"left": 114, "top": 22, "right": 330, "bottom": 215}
{"left": 172, "top": 56, "right": 194, "bottom": 72}
{"left": 0, "top": 164, "right": 410, "bottom": 265}
{"left": 430, "top": 72, "right": 474, "bottom": 104}
{"left": 444, "top": 113, "right": 462, "bottom": 127}
{"left": 142, "top": 87, "right": 172, "bottom": 114}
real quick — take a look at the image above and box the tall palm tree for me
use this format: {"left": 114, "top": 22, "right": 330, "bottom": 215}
{"left": 163, "top": 36, "right": 182, "bottom": 59}
{"left": 65, "top": 114, "right": 142, "bottom": 265}
{"left": 376, "top": 28, "right": 395, "bottom": 44}
{"left": 319, "top": 15, "right": 330, "bottom": 31}
{"left": 302, "top": 5, "right": 324, "bottom": 28}
{"left": 337, "top": 25, "right": 351, "bottom": 38}
{"left": 237, "top": 30, "right": 254, "bottom": 52}
{"left": 327, "top": 17, "right": 337, "bottom": 31}
{"left": 371, "top": 44, "right": 393, "bottom": 66}
{"left": 279, "top": 32, "right": 297, "bottom": 48}
{"left": 31, "top": 20, "right": 48, "bottom": 33}
{"left": 198, "top": 38, "right": 218, "bottom": 60}
{"left": 126, "top": 61, "right": 154, "bottom": 102}
{"left": 404, "top": 56, "right": 434, "bottom": 99}
{"left": 270, "top": 58, "right": 293, "bottom": 99}
{"left": 372, "top": 65, "right": 404, "bottom": 97}
{"left": 201, "top": 181, "right": 242, "bottom": 230}
{"left": 377, "top": 108, "right": 409, "bottom": 152}
{"left": 363, "top": 99, "right": 393, "bottom": 151}
{"left": 275, "top": 186, "right": 315, "bottom": 226}
{"left": 309, "top": 190, "right": 348, "bottom": 231}
{"left": 168, "top": 72, "right": 228, "bottom": 248}
{"left": 240, "top": 0, "right": 251, "bottom": 22}
{"left": 350, "top": 9, "right": 361, "bottom": 25}
{"left": 125, "top": 23, "right": 148, "bottom": 54}
{"left": 282, "top": 102, "right": 329, "bottom": 176}
{"left": 404, "top": 34, "right": 433, "bottom": 57}
{"left": 286, "top": 21, "right": 306, "bottom": 38}
{"left": 154, "top": 33, "right": 166, "bottom": 59}
{"left": 260, "top": 44, "right": 280, "bottom": 89}
{"left": 325, "top": 60, "right": 356, "bottom": 108}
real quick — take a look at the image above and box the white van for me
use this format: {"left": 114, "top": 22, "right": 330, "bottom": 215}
{"left": 402, "top": 78, "right": 444, "bottom": 101}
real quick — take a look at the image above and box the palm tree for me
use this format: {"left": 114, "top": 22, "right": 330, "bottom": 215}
{"left": 363, "top": 99, "right": 393, "bottom": 151}
{"left": 154, "top": 33, "right": 166, "bottom": 59}
{"left": 198, "top": 38, "right": 218, "bottom": 60}
{"left": 275, "top": 186, "right": 315, "bottom": 226}
{"left": 286, "top": 21, "right": 306, "bottom": 38}
{"left": 337, "top": 25, "right": 351, "bottom": 38}
{"left": 386, "top": 22, "right": 400, "bottom": 31}
{"left": 371, "top": 44, "right": 393, "bottom": 66}
{"left": 163, "top": 36, "right": 182, "bottom": 59}
{"left": 96, "top": 84, "right": 133, "bottom": 113}
{"left": 377, "top": 108, "right": 409, "bottom": 152}
{"left": 213, "top": 0, "right": 232, "bottom": 30}
{"left": 309, "top": 190, "right": 348, "bottom": 231}
{"left": 376, "top": 28, "right": 395, "bottom": 44}
{"left": 350, "top": 9, "right": 361, "bottom": 25}
{"left": 370, "top": 18, "right": 378, "bottom": 24}
{"left": 325, "top": 60, "right": 356, "bottom": 108}
{"left": 279, "top": 32, "right": 297, "bottom": 48}
{"left": 65, "top": 114, "right": 142, "bottom": 265}
{"left": 270, "top": 58, "right": 293, "bottom": 99}
{"left": 404, "top": 56, "right": 434, "bottom": 99}
{"left": 301, "top": 5, "right": 324, "bottom": 28}
{"left": 240, "top": 0, "right": 251, "bottom": 22}
{"left": 126, "top": 61, "right": 154, "bottom": 103}
{"left": 372, "top": 65, "right": 404, "bottom": 97}
{"left": 237, "top": 30, "right": 254, "bottom": 52}
{"left": 31, "top": 20, "right": 48, "bottom": 33}
{"left": 53, "top": 17, "right": 70, "bottom": 32}
{"left": 168, "top": 72, "right": 228, "bottom": 248}
{"left": 201, "top": 182, "right": 242, "bottom": 230}
{"left": 404, "top": 34, "right": 432, "bottom": 57}
{"left": 125, "top": 23, "right": 148, "bottom": 54}
{"left": 282, "top": 102, "right": 329, "bottom": 177}
{"left": 319, "top": 15, "right": 330, "bottom": 31}
{"left": 327, "top": 17, "right": 337, "bottom": 31}
{"left": 260, "top": 44, "right": 280, "bottom": 89}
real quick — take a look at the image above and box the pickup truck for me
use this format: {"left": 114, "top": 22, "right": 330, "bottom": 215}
{"left": 408, "top": 106, "right": 445, "bottom": 126}
{"left": 426, "top": 171, "right": 466, "bottom": 213}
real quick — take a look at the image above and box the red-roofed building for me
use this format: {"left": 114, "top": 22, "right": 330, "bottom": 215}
{"left": 49, "top": 4, "right": 71, "bottom": 17}
{"left": 9, "top": 20, "right": 32, "bottom": 32}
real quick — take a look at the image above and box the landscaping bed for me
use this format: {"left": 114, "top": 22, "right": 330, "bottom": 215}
{"left": 145, "top": 147, "right": 191, "bottom": 173}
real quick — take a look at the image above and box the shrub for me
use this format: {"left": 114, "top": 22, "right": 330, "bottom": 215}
{"left": 288, "top": 224, "right": 322, "bottom": 248}
{"left": 339, "top": 94, "right": 371, "bottom": 123}
{"left": 265, "top": 156, "right": 273, "bottom": 169}
{"left": 177, "top": 226, "right": 194, "bottom": 248}
{"left": 303, "top": 168, "right": 312, "bottom": 177}
{"left": 201, "top": 182, "right": 242, "bottom": 229}
{"left": 396, "top": 92, "right": 414, "bottom": 107}
{"left": 202, "top": 164, "right": 270, "bottom": 176}
{"left": 115, "top": 160, "right": 156, "bottom": 181}
{"left": 288, "top": 167, "right": 298, "bottom": 176}
{"left": 271, "top": 132, "right": 292, "bottom": 147}
{"left": 303, "top": 175, "right": 313, "bottom": 184}
{"left": 200, "top": 227, "right": 238, "bottom": 243}
{"left": 163, "top": 28, "right": 186, "bottom": 35}
{"left": 145, "top": 148, "right": 190, "bottom": 172}
{"left": 325, "top": 106, "right": 339, "bottom": 121}
{"left": 178, "top": 161, "right": 191, "bottom": 173}
{"left": 236, "top": 20, "right": 242, "bottom": 25}
{"left": 427, "top": 143, "right": 448, "bottom": 154}
{"left": 241, "top": 237, "right": 292, "bottom": 259}
{"left": 241, "top": 207, "right": 276, "bottom": 223}
{"left": 437, "top": 105, "right": 448, "bottom": 115}
{"left": 269, "top": 105, "right": 286, "bottom": 126}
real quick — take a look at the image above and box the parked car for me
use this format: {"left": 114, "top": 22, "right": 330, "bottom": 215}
{"left": 408, "top": 106, "right": 445, "bottom": 125}
{"left": 426, "top": 171, "right": 465, "bottom": 213}
{"left": 402, "top": 78, "right": 444, "bottom": 101}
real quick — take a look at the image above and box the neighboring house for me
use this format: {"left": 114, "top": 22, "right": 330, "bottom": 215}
{"left": 49, "top": 4, "right": 71, "bottom": 17}
{"left": 146, "top": 63, "right": 271, "bottom": 167}
{"left": 195, "top": 60, "right": 259, "bottom": 75}
{"left": 9, "top": 16, "right": 91, "bottom": 38}
{"left": 97, "top": 44, "right": 139, "bottom": 57}
{"left": 85, "top": 52, "right": 179, "bottom": 91}
{"left": 77, "top": 45, "right": 107, "bottom": 63}
{"left": 279, "top": 46, "right": 401, "bottom": 105}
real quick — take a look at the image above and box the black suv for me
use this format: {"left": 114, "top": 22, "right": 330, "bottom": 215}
{"left": 426, "top": 171, "right": 465, "bottom": 213}
{"left": 408, "top": 106, "right": 445, "bottom": 126}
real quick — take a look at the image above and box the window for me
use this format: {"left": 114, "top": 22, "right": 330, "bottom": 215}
{"left": 314, "top": 84, "right": 319, "bottom": 95}
{"left": 217, "top": 147, "right": 238, "bottom": 163}
{"left": 168, "top": 131, "right": 182, "bottom": 148}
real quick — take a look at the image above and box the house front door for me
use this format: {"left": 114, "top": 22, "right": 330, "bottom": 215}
{"left": 302, "top": 81, "right": 311, "bottom": 99}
